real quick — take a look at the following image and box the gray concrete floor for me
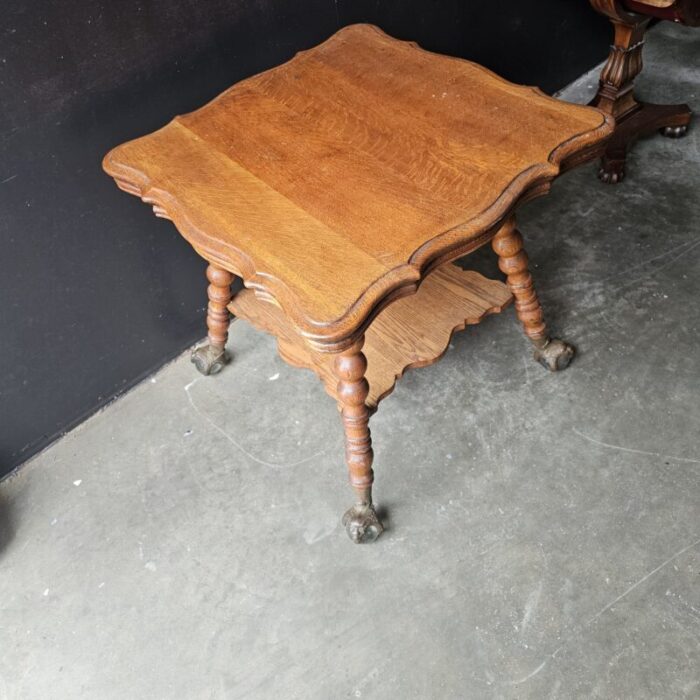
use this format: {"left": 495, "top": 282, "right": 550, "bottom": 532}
{"left": 2, "top": 23, "right": 700, "bottom": 700}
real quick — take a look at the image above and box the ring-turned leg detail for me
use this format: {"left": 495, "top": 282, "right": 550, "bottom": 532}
{"left": 492, "top": 220, "right": 575, "bottom": 372}
{"left": 191, "top": 264, "right": 234, "bottom": 376}
{"left": 334, "top": 338, "right": 384, "bottom": 544}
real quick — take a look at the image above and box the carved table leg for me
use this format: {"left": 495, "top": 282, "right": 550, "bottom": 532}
{"left": 334, "top": 338, "right": 384, "bottom": 543}
{"left": 590, "top": 4, "right": 691, "bottom": 184}
{"left": 191, "top": 264, "right": 234, "bottom": 376}
{"left": 492, "top": 220, "right": 575, "bottom": 372}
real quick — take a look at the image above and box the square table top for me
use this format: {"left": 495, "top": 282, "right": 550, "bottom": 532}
{"left": 104, "top": 24, "right": 612, "bottom": 349}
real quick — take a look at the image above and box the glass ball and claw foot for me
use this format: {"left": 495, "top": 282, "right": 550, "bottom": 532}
{"left": 343, "top": 502, "right": 384, "bottom": 544}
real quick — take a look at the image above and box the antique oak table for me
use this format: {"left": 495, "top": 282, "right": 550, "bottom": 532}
{"left": 590, "top": 0, "right": 699, "bottom": 183}
{"left": 103, "top": 25, "right": 613, "bottom": 543}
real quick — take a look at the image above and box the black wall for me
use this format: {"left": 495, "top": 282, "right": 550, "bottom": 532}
{"left": 0, "top": 1, "right": 610, "bottom": 476}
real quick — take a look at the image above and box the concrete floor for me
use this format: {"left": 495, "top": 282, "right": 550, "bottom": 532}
{"left": 2, "top": 23, "right": 700, "bottom": 700}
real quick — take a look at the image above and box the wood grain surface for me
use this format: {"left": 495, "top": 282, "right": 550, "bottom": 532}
{"left": 229, "top": 264, "right": 512, "bottom": 409}
{"left": 104, "top": 24, "right": 612, "bottom": 350}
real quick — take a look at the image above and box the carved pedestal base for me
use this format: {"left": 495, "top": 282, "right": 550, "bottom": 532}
{"left": 191, "top": 344, "right": 229, "bottom": 376}
{"left": 589, "top": 2, "right": 693, "bottom": 184}
{"left": 342, "top": 502, "right": 384, "bottom": 544}
{"left": 532, "top": 338, "right": 575, "bottom": 372}
{"left": 597, "top": 102, "right": 692, "bottom": 184}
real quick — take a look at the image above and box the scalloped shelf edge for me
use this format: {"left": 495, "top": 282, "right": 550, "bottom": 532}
{"left": 229, "top": 263, "right": 513, "bottom": 409}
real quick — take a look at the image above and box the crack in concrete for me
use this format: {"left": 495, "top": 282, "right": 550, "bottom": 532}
{"left": 573, "top": 427, "right": 700, "bottom": 465}
{"left": 184, "top": 379, "right": 327, "bottom": 469}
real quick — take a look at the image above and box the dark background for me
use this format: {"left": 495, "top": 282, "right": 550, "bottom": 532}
{"left": 0, "top": 0, "right": 610, "bottom": 477}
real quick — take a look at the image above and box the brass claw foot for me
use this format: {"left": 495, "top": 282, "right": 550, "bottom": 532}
{"left": 533, "top": 338, "right": 575, "bottom": 372}
{"left": 661, "top": 124, "right": 688, "bottom": 139}
{"left": 191, "top": 344, "right": 228, "bottom": 376}
{"left": 342, "top": 503, "right": 384, "bottom": 544}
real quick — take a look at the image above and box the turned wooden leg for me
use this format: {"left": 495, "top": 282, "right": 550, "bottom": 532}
{"left": 589, "top": 2, "right": 691, "bottom": 184}
{"left": 334, "top": 338, "right": 384, "bottom": 543}
{"left": 492, "top": 220, "right": 575, "bottom": 372}
{"left": 191, "top": 264, "right": 234, "bottom": 376}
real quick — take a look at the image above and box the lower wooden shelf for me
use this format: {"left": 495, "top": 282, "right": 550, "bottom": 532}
{"left": 229, "top": 263, "right": 513, "bottom": 409}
